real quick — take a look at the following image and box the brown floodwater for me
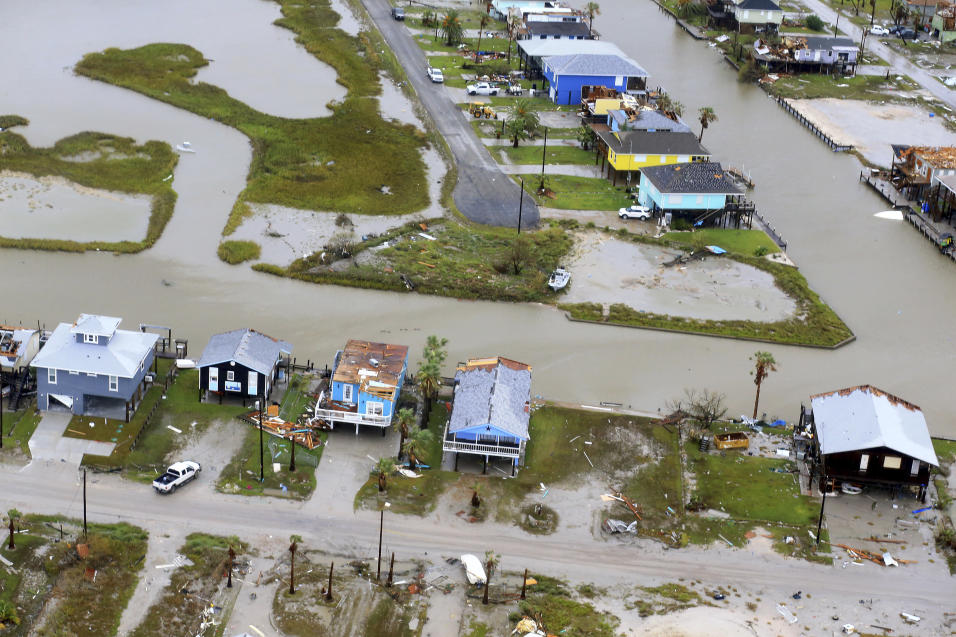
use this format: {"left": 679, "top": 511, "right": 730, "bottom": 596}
{"left": 1, "top": 0, "right": 955, "bottom": 435}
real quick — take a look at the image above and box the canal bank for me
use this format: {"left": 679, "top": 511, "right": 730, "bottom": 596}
{"left": 1, "top": 0, "right": 955, "bottom": 435}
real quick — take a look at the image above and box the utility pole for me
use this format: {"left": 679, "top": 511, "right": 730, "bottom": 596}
{"left": 259, "top": 391, "right": 265, "bottom": 483}
{"left": 377, "top": 502, "right": 390, "bottom": 580}
{"left": 82, "top": 469, "right": 88, "bottom": 538}
{"left": 387, "top": 552, "right": 395, "bottom": 587}
{"left": 0, "top": 387, "right": 4, "bottom": 449}
{"left": 517, "top": 177, "right": 525, "bottom": 234}
{"left": 816, "top": 485, "right": 827, "bottom": 545}
{"left": 227, "top": 546, "right": 236, "bottom": 588}
{"left": 539, "top": 126, "right": 548, "bottom": 192}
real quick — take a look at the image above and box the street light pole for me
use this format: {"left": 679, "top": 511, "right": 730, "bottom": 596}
{"left": 539, "top": 126, "right": 548, "bottom": 191}
{"left": 377, "top": 502, "right": 390, "bottom": 580}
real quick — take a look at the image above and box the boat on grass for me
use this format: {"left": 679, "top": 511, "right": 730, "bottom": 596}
{"left": 548, "top": 267, "right": 570, "bottom": 291}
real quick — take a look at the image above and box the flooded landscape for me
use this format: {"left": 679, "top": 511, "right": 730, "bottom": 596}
{"left": 1, "top": 0, "right": 955, "bottom": 436}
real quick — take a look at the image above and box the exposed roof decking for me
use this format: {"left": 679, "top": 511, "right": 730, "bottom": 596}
{"left": 332, "top": 339, "right": 408, "bottom": 401}
{"left": 197, "top": 328, "right": 292, "bottom": 377}
{"left": 810, "top": 385, "right": 939, "bottom": 466}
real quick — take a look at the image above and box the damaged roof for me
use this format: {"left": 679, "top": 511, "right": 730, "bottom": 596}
{"left": 449, "top": 357, "right": 532, "bottom": 440}
{"left": 332, "top": 339, "right": 408, "bottom": 401}
{"left": 197, "top": 328, "right": 292, "bottom": 376}
{"left": 906, "top": 146, "right": 956, "bottom": 169}
{"left": 640, "top": 161, "right": 742, "bottom": 195}
{"left": 0, "top": 326, "right": 37, "bottom": 368}
{"left": 810, "top": 385, "right": 938, "bottom": 466}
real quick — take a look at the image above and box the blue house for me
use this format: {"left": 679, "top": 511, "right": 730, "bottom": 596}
{"left": 638, "top": 161, "right": 743, "bottom": 217}
{"left": 541, "top": 53, "right": 648, "bottom": 105}
{"left": 197, "top": 328, "right": 292, "bottom": 403}
{"left": 31, "top": 314, "right": 159, "bottom": 421}
{"left": 442, "top": 357, "right": 532, "bottom": 475}
{"left": 316, "top": 339, "right": 408, "bottom": 433}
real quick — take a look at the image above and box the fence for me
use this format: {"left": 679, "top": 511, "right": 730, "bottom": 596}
{"left": 751, "top": 210, "right": 788, "bottom": 251}
{"left": 775, "top": 96, "right": 853, "bottom": 152}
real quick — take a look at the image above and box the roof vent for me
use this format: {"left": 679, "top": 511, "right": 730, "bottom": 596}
{"left": 369, "top": 358, "right": 380, "bottom": 367}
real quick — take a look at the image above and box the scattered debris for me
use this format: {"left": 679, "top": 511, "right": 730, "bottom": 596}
{"left": 460, "top": 554, "right": 486, "bottom": 584}
{"left": 603, "top": 519, "right": 638, "bottom": 534}
{"left": 776, "top": 604, "right": 798, "bottom": 624}
{"left": 900, "top": 612, "right": 921, "bottom": 624}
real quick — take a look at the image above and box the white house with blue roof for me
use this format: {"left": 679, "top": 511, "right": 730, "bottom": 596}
{"left": 31, "top": 314, "right": 159, "bottom": 421}
{"left": 196, "top": 328, "right": 292, "bottom": 403}
{"left": 442, "top": 357, "right": 532, "bottom": 475}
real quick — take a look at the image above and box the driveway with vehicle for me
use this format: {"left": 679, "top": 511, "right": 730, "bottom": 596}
{"left": 359, "top": 0, "right": 538, "bottom": 228}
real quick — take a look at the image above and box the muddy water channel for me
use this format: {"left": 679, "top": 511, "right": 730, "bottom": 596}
{"left": 2, "top": 0, "right": 955, "bottom": 434}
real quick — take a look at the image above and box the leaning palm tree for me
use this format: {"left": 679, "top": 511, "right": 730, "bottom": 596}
{"left": 750, "top": 351, "right": 778, "bottom": 420}
{"left": 376, "top": 457, "right": 396, "bottom": 492}
{"left": 392, "top": 407, "right": 415, "bottom": 459}
{"left": 417, "top": 359, "right": 442, "bottom": 421}
{"left": 697, "top": 106, "right": 718, "bottom": 142}
{"left": 288, "top": 534, "right": 302, "bottom": 595}
{"left": 585, "top": 1, "right": 601, "bottom": 37}
{"left": 475, "top": 13, "right": 491, "bottom": 61}
{"left": 482, "top": 550, "right": 500, "bottom": 605}
{"left": 402, "top": 429, "right": 435, "bottom": 472}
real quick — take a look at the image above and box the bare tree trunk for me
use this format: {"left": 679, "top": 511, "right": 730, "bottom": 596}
{"left": 326, "top": 562, "right": 334, "bottom": 601}
{"left": 289, "top": 548, "right": 296, "bottom": 595}
{"left": 752, "top": 382, "right": 762, "bottom": 420}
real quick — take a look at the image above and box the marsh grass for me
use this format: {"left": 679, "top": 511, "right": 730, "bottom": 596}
{"left": 75, "top": 0, "right": 430, "bottom": 234}
{"left": 218, "top": 239, "right": 262, "bottom": 264}
{"left": 0, "top": 130, "right": 177, "bottom": 252}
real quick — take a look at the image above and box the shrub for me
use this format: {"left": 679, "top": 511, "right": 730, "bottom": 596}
{"left": 672, "top": 218, "right": 692, "bottom": 231}
{"left": 738, "top": 59, "right": 764, "bottom": 83}
{"left": 805, "top": 15, "right": 826, "bottom": 31}
{"left": 217, "top": 240, "right": 262, "bottom": 264}
{"left": 754, "top": 245, "right": 770, "bottom": 257}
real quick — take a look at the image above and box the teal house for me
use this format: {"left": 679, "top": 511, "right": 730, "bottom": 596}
{"left": 637, "top": 161, "right": 742, "bottom": 217}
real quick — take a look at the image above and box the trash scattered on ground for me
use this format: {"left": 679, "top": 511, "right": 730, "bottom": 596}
{"left": 776, "top": 604, "right": 798, "bottom": 624}
{"left": 603, "top": 519, "right": 638, "bottom": 534}
{"left": 901, "top": 612, "right": 921, "bottom": 623}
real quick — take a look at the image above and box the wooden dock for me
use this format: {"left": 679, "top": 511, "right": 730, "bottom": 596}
{"left": 774, "top": 97, "right": 853, "bottom": 152}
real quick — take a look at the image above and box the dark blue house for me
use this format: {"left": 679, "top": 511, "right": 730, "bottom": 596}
{"left": 31, "top": 314, "right": 159, "bottom": 421}
{"left": 442, "top": 357, "right": 532, "bottom": 475}
{"left": 541, "top": 53, "right": 648, "bottom": 105}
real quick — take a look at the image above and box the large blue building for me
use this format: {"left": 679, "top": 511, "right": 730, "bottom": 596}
{"left": 541, "top": 53, "right": 648, "bottom": 105}
{"left": 31, "top": 314, "right": 158, "bottom": 421}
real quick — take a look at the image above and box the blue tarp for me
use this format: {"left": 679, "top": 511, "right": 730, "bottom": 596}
{"left": 705, "top": 245, "right": 727, "bottom": 254}
{"left": 769, "top": 419, "right": 787, "bottom": 427}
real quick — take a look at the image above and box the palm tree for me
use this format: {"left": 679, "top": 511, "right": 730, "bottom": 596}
{"left": 417, "top": 359, "right": 442, "bottom": 422}
{"left": 750, "top": 351, "right": 778, "bottom": 419}
{"left": 440, "top": 10, "right": 464, "bottom": 47}
{"left": 697, "top": 106, "right": 717, "bottom": 142}
{"left": 482, "top": 550, "right": 500, "bottom": 605}
{"left": 392, "top": 407, "right": 415, "bottom": 460}
{"left": 423, "top": 335, "right": 449, "bottom": 368}
{"left": 475, "top": 13, "right": 491, "bottom": 61}
{"left": 471, "top": 481, "right": 482, "bottom": 508}
{"left": 657, "top": 94, "right": 683, "bottom": 119}
{"left": 7, "top": 509, "right": 20, "bottom": 550}
{"left": 376, "top": 457, "right": 396, "bottom": 492}
{"left": 506, "top": 99, "right": 540, "bottom": 148}
{"left": 402, "top": 429, "right": 435, "bottom": 472}
{"left": 506, "top": 14, "right": 521, "bottom": 64}
{"left": 585, "top": 1, "right": 601, "bottom": 37}
{"left": 288, "top": 534, "right": 302, "bottom": 594}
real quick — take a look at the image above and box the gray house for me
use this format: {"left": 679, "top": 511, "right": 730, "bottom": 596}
{"left": 31, "top": 314, "right": 158, "bottom": 421}
{"left": 442, "top": 357, "right": 532, "bottom": 475}
{"left": 794, "top": 36, "right": 858, "bottom": 66}
{"left": 196, "top": 329, "right": 292, "bottom": 403}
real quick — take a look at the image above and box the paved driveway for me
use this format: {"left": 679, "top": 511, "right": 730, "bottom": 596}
{"left": 360, "top": 0, "right": 539, "bottom": 229}
{"left": 28, "top": 412, "right": 116, "bottom": 465}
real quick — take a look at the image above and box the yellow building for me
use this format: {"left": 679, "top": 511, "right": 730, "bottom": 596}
{"left": 596, "top": 130, "right": 710, "bottom": 184}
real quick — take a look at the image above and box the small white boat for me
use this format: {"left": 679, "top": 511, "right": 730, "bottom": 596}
{"left": 841, "top": 483, "right": 863, "bottom": 495}
{"left": 548, "top": 267, "right": 570, "bottom": 291}
{"left": 175, "top": 141, "right": 196, "bottom": 153}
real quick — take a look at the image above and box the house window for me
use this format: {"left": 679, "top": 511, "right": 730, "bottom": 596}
{"left": 343, "top": 384, "right": 354, "bottom": 404}
{"left": 910, "top": 459, "right": 921, "bottom": 475}
{"left": 87, "top": 372, "right": 97, "bottom": 377}
{"left": 226, "top": 370, "right": 235, "bottom": 382}
{"left": 109, "top": 376, "right": 118, "bottom": 392}
{"left": 859, "top": 453, "right": 869, "bottom": 471}
{"left": 84, "top": 333, "right": 97, "bottom": 344}
{"left": 669, "top": 194, "right": 683, "bottom": 205}
{"left": 69, "top": 370, "right": 79, "bottom": 375}
{"left": 660, "top": 156, "right": 667, "bottom": 163}
{"left": 248, "top": 371, "right": 258, "bottom": 396}
{"left": 48, "top": 368, "right": 57, "bottom": 384}
{"left": 614, "top": 75, "right": 623, "bottom": 86}
{"left": 696, "top": 195, "right": 705, "bottom": 204}
{"left": 366, "top": 402, "right": 384, "bottom": 417}
{"left": 883, "top": 455, "right": 902, "bottom": 470}
{"left": 635, "top": 154, "right": 647, "bottom": 162}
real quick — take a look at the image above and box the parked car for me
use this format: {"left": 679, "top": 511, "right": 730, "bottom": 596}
{"left": 426, "top": 67, "right": 444, "bottom": 83}
{"left": 898, "top": 28, "right": 918, "bottom": 40}
{"left": 888, "top": 24, "right": 904, "bottom": 35}
{"left": 152, "top": 461, "right": 201, "bottom": 493}
{"left": 869, "top": 25, "right": 889, "bottom": 36}
{"left": 618, "top": 205, "right": 652, "bottom": 220}
{"left": 390, "top": 6, "right": 405, "bottom": 20}
{"left": 466, "top": 82, "right": 499, "bottom": 96}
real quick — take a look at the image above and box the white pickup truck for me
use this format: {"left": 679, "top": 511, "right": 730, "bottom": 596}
{"left": 152, "top": 461, "right": 201, "bottom": 493}
{"left": 466, "top": 82, "right": 499, "bottom": 96}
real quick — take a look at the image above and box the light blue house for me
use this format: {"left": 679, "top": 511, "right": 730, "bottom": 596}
{"left": 606, "top": 108, "right": 692, "bottom": 134}
{"left": 638, "top": 161, "right": 743, "bottom": 217}
{"left": 442, "top": 357, "right": 532, "bottom": 476}
{"left": 541, "top": 53, "right": 648, "bottom": 105}
{"left": 316, "top": 339, "right": 408, "bottom": 433}
{"left": 31, "top": 314, "right": 158, "bottom": 421}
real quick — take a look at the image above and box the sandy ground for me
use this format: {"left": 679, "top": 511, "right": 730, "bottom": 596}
{"left": 787, "top": 98, "right": 956, "bottom": 167}
{"left": 561, "top": 233, "right": 797, "bottom": 322}
{"left": 0, "top": 170, "right": 152, "bottom": 242}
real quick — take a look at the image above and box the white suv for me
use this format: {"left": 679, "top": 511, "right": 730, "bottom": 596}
{"left": 427, "top": 67, "right": 444, "bottom": 83}
{"left": 618, "top": 205, "right": 652, "bottom": 220}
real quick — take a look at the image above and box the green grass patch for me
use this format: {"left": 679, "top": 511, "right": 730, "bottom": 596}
{"left": 0, "top": 130, "right": 178, "bottom": 253}
{"left": 129, "top": 533, "right": 247, "bottom": 637}
{"left": 663, "top": 229, "right": 780, "bottom": 256}
{"left": 495, "top": 144, "right": 593, "bottom": 165}
{"left": 279, "top": 218, "right": 573, "bottom": 303}
{"left": 620, "top": 423, "right": 682, "bottom": 530}
{"left": 218, "top": 239, "right": 262, "bottom": 264}
{"left": 0, "top": 115, "right": 29, "bottom": 129}
{"left": 519, "top": 175, "right": 630, "bottom": 211}
{"left": 933, "top": 438, "right": 956, "bottom": 466}
{"left": 1, "top": 406, "right": 42, "bottom": 456}
{"left": 75, "top": 0, "right": 429, "bottom": 235}
{"left": 516, "top": 585, "right": 618, "bottom": 637}
{"left": 768, "top": 73, "right": 918, "bottom": 100}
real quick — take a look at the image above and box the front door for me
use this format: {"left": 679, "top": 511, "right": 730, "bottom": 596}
{"left": 209, "top": 367, "right": 218, "bottom": 392}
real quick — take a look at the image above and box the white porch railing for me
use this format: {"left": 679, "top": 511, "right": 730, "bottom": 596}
{"left": 442, "top": 439, "right": 521, "bottom": 459}
{"left": 313, "top": 406, "right": 391, "bottom": 429}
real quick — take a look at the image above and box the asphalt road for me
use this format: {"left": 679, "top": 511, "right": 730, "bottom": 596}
{"left": 361, "top": 0, "right": 539, "bottom": 229}
{"left": 6, "top": 457, "right": 954, "bottom": 627}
